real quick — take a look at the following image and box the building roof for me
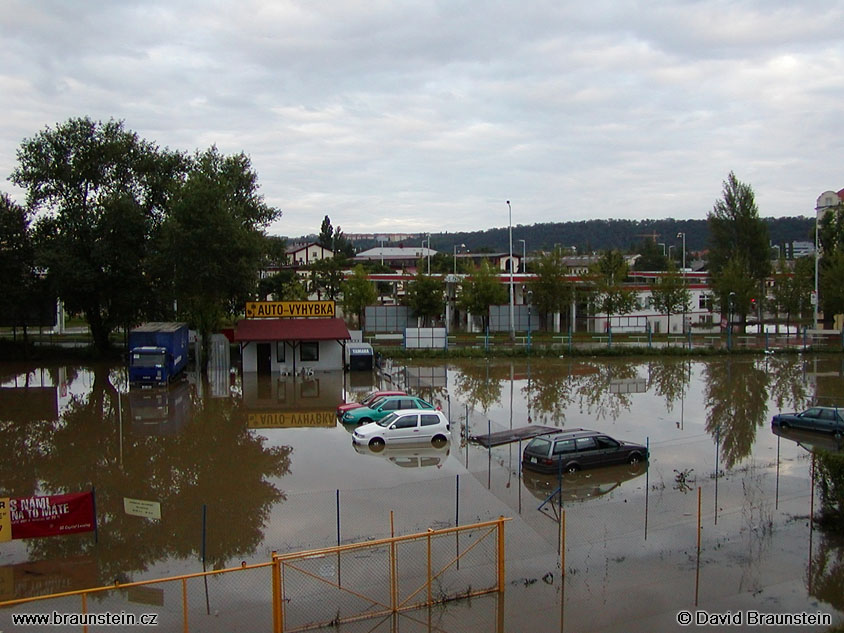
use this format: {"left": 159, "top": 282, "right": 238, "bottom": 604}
{"left": 355, "top": 246, "right": 436, "bottom": 259}
{"left": 234, "top": 318, "right": 351, "bottom": 342}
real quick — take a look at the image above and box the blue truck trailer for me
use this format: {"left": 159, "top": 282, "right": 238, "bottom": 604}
{"left": 128, "top": 322, "right": 189, "bottom": 387}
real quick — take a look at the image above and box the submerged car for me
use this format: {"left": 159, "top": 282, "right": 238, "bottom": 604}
{"left": 352, "top": 409, "right": 451, "bottom": 450}
{"left": 340, "top": 395, "right": 435, "bottom": 425}
{"left": 522, "top": 428, "right": 648, "bottom": 474}
{"left": 771, "top": 406, "right": 843, "bottom": 435}
{"left": 336, "top": 389, "right": 406, "bottom": 419}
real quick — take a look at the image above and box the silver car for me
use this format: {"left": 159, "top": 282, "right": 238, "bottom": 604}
{"left": 352, "top": 409, "right": 451, "bottom": 451}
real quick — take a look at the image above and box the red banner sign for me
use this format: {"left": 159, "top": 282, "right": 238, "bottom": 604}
{"left": 10, "top": 492, "right": 96, "bottom": 540}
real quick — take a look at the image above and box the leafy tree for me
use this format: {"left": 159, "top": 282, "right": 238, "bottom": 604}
{"left": 528, "top": 250, "right": 576, "bottom": 331}
{"left": 710, "top": 255, "right": 757, "bottom": 326}
{"left": 342, "top": 265, "right": 377, "bottom": 328}
{"left": 820, "top": 250, "right": 844, "bottom": 322}
{"left": 707, "top": 172, "right": 770, "bottom": 324}
{"left": 318, "top": 215, "right": 334, "bottom": 249}
{"left": 10, "top": 117, "right": 186, "bottom": 353}
{"left": 818, "top": 202, "right": 844, "bottom": 255}
{"left": 590, "top": 250, "right": 637, "bottom": 327}
{"left": 650, "top": 261, "right": 691, "bottom": 336}
{"left": 257, "top": 270, "right": 308, "bottom": 301}
{"left": 403, "top": 272, "right": 445, "bottom": 326}
{"left": 308, "top": 256, "right": 345, "bottom": 300}
{"left": 769, "top": 256, "right": 813, "bottom": 333}
{"left": 633, "top": 239, "right": 668, "bottom": 271}
{"left": 159, "top": 146, "right": 280, "bottom": 349}
{"left": 458, "top": 261, "right": 507, "bottom": 332}
{"left": 0, "top": 193, "right": 50, "bottom": 339}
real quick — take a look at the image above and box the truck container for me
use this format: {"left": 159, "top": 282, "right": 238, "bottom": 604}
{"left": 128, "top": 322, "right": 189, "bottom": 386}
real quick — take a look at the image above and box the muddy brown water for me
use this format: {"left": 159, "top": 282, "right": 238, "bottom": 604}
{"left": 1, "top": 355, "right": 843, "bottom": 631}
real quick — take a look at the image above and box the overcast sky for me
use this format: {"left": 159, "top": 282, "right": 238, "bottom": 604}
{"left": 2, "top": 1, "right": 842, "bottom": 238}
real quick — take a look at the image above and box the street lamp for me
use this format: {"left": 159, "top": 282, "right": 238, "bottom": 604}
{"left": 658, "top": 242, "right": 666, "bottom": 256}
{"left": 668, "top": 245, "right": 675, "bottom": 260}
{"left": 518, "top": 239, "right": 526, "bottom": 273}
{"left": 453, "top": 243, "right": 465, "bottom": 275}
{"left": 677, "top": 232, "right": 686, "bottom": 272}
{"left": 527, "top": 289, "right": 533, "bottom": 351}
{"left": 728, "top": 291, "right": 736, "bottom": 349}
{"left": 507, "top": 201, "right": 514, "bottom": 341}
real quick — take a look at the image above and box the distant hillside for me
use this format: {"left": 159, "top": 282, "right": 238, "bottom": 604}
{"left": 289, "top": 216, "right": 814, "bottom": 255}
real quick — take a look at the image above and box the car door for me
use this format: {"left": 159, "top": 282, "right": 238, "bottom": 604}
{"left": 573, "top": 436, "right": 600, "bottom": 468}
{"left": 594, "top": 435, "right": 625, "bottom": 465}
{"left": 388, "top": 413, "right": 419, "bottom": 443}
{"left": 375, "top": 398, "right": 401, "bottom": 419}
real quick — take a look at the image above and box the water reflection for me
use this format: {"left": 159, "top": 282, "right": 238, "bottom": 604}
{"left": 810, "top": 532, "right": 844, "bottom": 612}
{"left": 704, "top": 359, "right": 771, "bottom": 469}
{"left": 1, "top": 364, "right": 291, "bottom": 591}
{"left": 351, "top": 442, "right": 451, "bottom": 469}
{"left": 522, "top": 462, "right": 647, "bottom": 503}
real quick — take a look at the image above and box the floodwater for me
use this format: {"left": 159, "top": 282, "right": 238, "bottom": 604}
{"left": 1, "top": 354, "right": 844, "bottom": 632}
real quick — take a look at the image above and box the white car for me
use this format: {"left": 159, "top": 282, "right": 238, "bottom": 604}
{"left": 352, "top": 409, "right": 451, "bottom": 451}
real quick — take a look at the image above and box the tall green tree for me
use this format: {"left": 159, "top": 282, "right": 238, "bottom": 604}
{"left": 159, "top": 146, "right": 280, "bottom": 347}
{"left": 633, "top": 239, "right": 669, "bottom": 271}
{"left": 458, "top": 262, "right": 507, "bottom": 332}
{"left": 342, "top": 265, "right": 377, "bottom": 328}
{"left": 707, "top": 172, "right": 770, "bottom": 325}
{"left": 650, "top": 261, "right": 691, "bottom": 336}
{"left": 0, "top": 193, "right": 51, "bottom": 338}
{"left": 769, "top": 256, "right": 813, "bottom": 333}
{"left": 404, "top": 272, "right": 445, "bottom": 326}
{"left": 257, "top": 270, "right": 308, "bottom": 301}
{"left": 528, "top": 250, "right": 576, "bottom": 331}
{"left": 710, "top": 256, "right": 757, "bottom": 325}
{"left": 10, "top": 117, "right": 186, "bottom": 353}
{"left": 590, "top": 250, "right": 637, "bottom": 327}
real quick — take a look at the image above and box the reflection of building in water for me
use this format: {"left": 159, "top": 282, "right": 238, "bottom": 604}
{"left": 242, "top": 372, "right": 344, "bottom": 428}
{"left": 0, "top": 557, "right": 98, "bottom": 600}
{"left": 608, "top": 377, "right": 647, "bottom": 394}
{"left": 381, "top": 365, "right": 448, "bottom": 393}
{"left": 127, "top": 381, "right": 191, "bottom": 436}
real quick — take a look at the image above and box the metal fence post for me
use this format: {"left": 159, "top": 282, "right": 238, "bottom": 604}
{"left": 497, "top": 516, "right": 506, "bottom": 591}
{"left": 182, "top": 578, "right": 189, "bottom": 633}
{"left": 271, "top": 552, "right": 281, "bottom": 633}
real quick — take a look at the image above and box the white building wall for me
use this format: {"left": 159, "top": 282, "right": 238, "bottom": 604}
{"left": 241, "top": 339, "right": 345, "bottom": 373}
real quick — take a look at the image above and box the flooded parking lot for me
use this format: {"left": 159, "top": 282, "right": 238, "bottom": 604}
{"left": 1, "top": 354, "right": 843, "bottom": 631}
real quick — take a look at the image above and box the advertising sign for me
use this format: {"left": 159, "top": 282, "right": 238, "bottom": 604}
{"left": 9, "top": 492, "right": 96, "bottom": 539}
{"left": 123, "top": 498, "right": 162, "bottom": 520}
{"left": 245, "top": 301, "right": 336, "bottom": 318}
{"left": 247, "top": 411, "right": 336, "bottom": 428}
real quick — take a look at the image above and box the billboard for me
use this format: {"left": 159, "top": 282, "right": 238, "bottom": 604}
{"left": 7, "top": 491, "right": 96, "bottom": 540}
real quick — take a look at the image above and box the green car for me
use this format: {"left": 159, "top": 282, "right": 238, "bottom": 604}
{"left": 341, "top": 395, "right": 435, "bottom": 424}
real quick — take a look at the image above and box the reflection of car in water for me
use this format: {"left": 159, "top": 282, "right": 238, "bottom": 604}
{"left": 352, "top": 441, "right": 451, "bottom": 468}
{"left": 522, "top": 462, "right": 647, "bottom": 503}
{"left": 771, "top": 424, "right": 844, "bottom": 455}
{"left": 771, "top": 406, "right": 844, "bottom": 435}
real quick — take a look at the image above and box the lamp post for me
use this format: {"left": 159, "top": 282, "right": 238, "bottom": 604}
{"left": 507, "top": 201, "right": 515, "bottom": 341}
{"left": 453, "top": 243, "right": 465, "bottom": 275}
{"left": 728, "top": 291, "right": 736, "bottom": 349}
{"left": 658, "top": 242, "right": 666, "bottom": 256}
{"left": 668, "top": 245, "right": 675, "bottom": 260}
{"left": 527, "top": 289, "right": 533, "bottom": 351}
{"left": 677, "top": 232, "right": 686, "bottom": 272}
{"left": 518, "top": 239, "right": 526, "bottom": 273}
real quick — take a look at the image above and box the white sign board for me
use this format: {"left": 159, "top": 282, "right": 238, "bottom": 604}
{"left": 124, "top": 498, "right": 161, "bottom": 520}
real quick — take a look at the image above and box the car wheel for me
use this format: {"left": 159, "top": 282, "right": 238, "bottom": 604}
{"left": 564, "top": 463, "right": 579, "bottom": 474}
{"left": 628, "top": 453, "right": 642, "bottom": 465}
{"left": 369, "top": 438, "right": 385, "bottom": 452}
{"left": 431, "top": 434, "right": 447, "bottom": 448}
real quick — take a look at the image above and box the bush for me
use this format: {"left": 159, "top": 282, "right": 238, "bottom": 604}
{"left": 815, "top": 450, "right": 844, "bottom": 531}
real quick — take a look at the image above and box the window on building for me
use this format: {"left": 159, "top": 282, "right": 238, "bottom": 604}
{"left": 276, "top": 342, "right": 286, "bottom": 362}
{"left": 300, "top": 342, "right": 319, "bottom": 361}
{"left": 699, "top": 294, "right": 713, "bottom": 310}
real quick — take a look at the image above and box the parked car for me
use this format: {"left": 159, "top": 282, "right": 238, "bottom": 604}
{"left": 340, "top": 395, "right": 436, "bottom": 425}
{"left": 522, "top": 428, "right": 648, "bottom": 474}
{"left": 771, "top": 406, "right": 843, "bottom": 435}
{"left": 352, "top": 410, "right": 451, "bottom": 450}
{"left": 336, "top": 389, "right": 406, "bottom": 419}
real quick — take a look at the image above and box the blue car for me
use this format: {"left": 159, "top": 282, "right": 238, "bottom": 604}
{"left": 340, "top": 395, "right": 435, "bottom": 424}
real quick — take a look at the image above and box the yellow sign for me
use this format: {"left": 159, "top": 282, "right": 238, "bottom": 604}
{"left": 245, "top": 301, "right": 335, "bottom": 319}
{"left": 0, "top": 498, "right": 10, "bottom": 543}
{"left": 248, "top": 411, "right": 336, "bottom": 428}
{"left": 123, "top": 498, "right": 162, "bottom": 520}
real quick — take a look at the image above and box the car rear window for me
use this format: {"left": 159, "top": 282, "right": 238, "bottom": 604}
{"left": 575, "top": 437, "right": 597, "bottom": 451}
{"left": 527, "top": 438, "right": 551, "bottom": 455}
{"left": 420, "top": 414, "right": 440, "bottom": 426}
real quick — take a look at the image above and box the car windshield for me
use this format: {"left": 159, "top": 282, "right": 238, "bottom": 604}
{"left": 377, "top": 413, "right": 400, "bottom": 428}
